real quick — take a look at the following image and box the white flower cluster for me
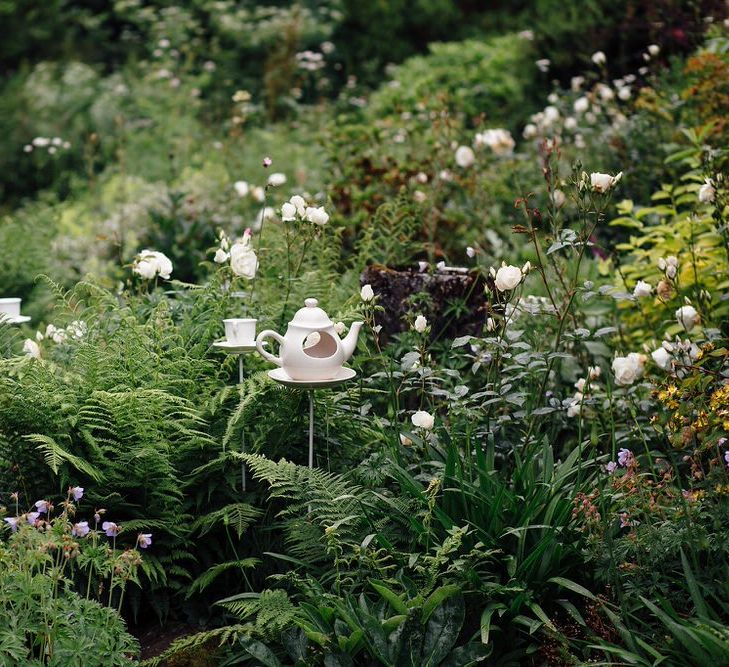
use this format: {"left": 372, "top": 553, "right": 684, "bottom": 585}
{"left": 234, "top": 180, "right": 266, "bottom": 202}
{"left": 24, "top": 136, "right": 71, "bottom": 154}
{"left": 23, "top": 320, "right": 88, "bottom": 359}
{"left": 473, "top": 128, "right": 515, "bottom": 156}
{"left": 133, "top": 249, "right": 173, "bottom": 280}
{"left": 566, "top": 366, "right": 601, "bottom": 417}
{"left": 651, "top": 337, "right": 700, "bottom": 376}
{"left": 296, "top": 50, "right": 325, "bottom": 72}
{"left": 213, "top": 229, "right": 258, "bottom": 279}
{"left": 280, "top": 195, "right": 329, "bottom": 226}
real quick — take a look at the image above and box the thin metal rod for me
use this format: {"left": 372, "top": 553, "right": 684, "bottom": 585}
{"left": 239, "top": 355, "right": 246, "bottom": 492}
{"left": 308, "top": 390, "right": 314, "bottom": 469}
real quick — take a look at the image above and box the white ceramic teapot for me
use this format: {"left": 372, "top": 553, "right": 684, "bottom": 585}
{"left": 256, "top": 298, "right": 363, "bottom": 381}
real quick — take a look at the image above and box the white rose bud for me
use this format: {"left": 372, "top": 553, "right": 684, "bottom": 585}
{"left": 675, "top": 305, "right": 698, "bottom": 332}
{"left": 698, "top": 179, "right": 715, "bottom": 203}
{"left": 411, "top": 410, "right": 435, "bottom": 430}
{"left": 633, "top": 280, "right": 652, "bottom": 298}
{"left": 333, "top": 321, "right": 346, "bottom": 335}
{"left": 360, "top": 284, "right": 374, "bottom": 302}
{"left": 494, "top": 264, "right": 523, "bottom": 291}
{"left": 413, "top": 315, "right": 428, "bottom": 333}
{"left": 213, "top": 248, "right": 229, "bottom": 264}
{"left": 23, "top": 339, "right": 41, "bottom": 359}
{"left": 289, "top": 195, "right": 307, "bottom": 216}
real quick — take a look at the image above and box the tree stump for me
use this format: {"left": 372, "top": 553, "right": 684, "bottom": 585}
{"left": 360, "top": 264, "right": 494, "bottom": 343}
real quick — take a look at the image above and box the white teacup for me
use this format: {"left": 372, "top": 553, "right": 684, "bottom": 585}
{"left": 224, "top": 318, "right": 257, "bottom": 345}
{"left": 0, "top": 298, "right": 21, "bottom": 320}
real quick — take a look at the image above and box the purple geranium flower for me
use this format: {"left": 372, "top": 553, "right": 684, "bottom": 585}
{"left": 4, "top": 517, "right": 18, "bottom": 532}
{"left": 617, "top": 448, "right": 633, "bottom": 467}
{"left": 27, "top": 511, "right": 40, "bottom": 525}
{"left": 137, "top": 533, "right": 152, "bottom": 549}
{"left": 102, "top": 521, "right": 120, "bottom": 537}
{"left": 72, "top": 521, "right": 90, "bottom": 538}
{"left": 606, "top": 461, "right": 617, "bottom": 473}
{"left": 34, "top": 500, "right": 49, "bottom": 514}
{"left": 70, "top": 486, "right": 84, "bottom": 501}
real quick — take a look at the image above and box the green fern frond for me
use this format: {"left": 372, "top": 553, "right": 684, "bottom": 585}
{"left": 187, "top": 559, "right": 260, "bottom": 597}
{"left": 190, "top": 502, "right": 262, "bottom": 539}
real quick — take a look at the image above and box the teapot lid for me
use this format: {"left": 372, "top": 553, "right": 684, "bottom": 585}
{"left": 290, "top": 298, "right": 333, "bottom": 329}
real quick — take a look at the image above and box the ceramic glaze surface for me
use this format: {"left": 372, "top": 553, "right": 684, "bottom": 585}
{"left": 0, "top": 298, "right": 21, "bottom": 318}
{"left": 256, "top": 298, "right": 363, "bottom": 380}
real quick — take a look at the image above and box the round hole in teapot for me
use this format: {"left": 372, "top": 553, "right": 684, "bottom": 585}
{"left": 302, "top": 331, "right": 338, "bottom": 359}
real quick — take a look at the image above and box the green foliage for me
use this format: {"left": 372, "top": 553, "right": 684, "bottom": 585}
{"left": 368, "top": 34, "right": 537, "bottom": 129}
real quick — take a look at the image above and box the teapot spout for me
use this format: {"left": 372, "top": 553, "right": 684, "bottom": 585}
{"left": 340, "top": 321, "right": 363, "bottom": 361}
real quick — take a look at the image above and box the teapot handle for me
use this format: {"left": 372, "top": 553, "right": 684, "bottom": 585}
{"left": 256, "top": 330, "right": 284, "bottom": 366}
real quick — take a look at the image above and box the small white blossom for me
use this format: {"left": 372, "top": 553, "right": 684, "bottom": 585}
{"left": 612, "top": 353, "right": 646, "bottom": 386}
{"left": 411, "top": 410, "right": 435, "bottom": 430}
{"left": 214, "top": 248, "right": 229, "bottom": 264}
{"left": 455, "top": 145, "right": 475, "bottom": 168}
{"left": 281, "top": 202, "right": 297, "bottom": 221}
{"left": 651, "top": 347, "right": 671, "bottom": 370}
{"left": 590, "top": 172, "right": 622, "bottom": 193}
{"left": 304, "top": 206, "right": 329, "bottom": 225}
{"left": 267, "top": 172, "right": 287, "bottom": 187}
{"left": 23, "top": 339, "right": 41, "bottom": 359}
{"left": 133, "top": 250, "right": 173, "bottom": 280}
{"left": 233, "top": 181, "right": 249, "bottom": 197}
{"left": 591, "top": 51, "right": 607, "bottom": 66}
{"left": 229, "top": 241, "right": 258, "bottom": 279}
{"left": 413, "top": 315, "right": 428, "bottom": 333}
{"left": 494, "top": 264, "right": 523, "bottom": 292}
{"left": 633, "top": 280, "right": 652, "bottom": 298}
{"left": 698, "top": 179, "right": 715, "bottom": 203}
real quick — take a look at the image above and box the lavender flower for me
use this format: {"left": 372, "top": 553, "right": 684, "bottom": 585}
{"left": 70, "top": 486, "right": 84, "bottom": 501}
{"left": 137, "top": 533, "right": 153, "bottom": 549}
{"left": 724, "top": 450, "right": 729, "bottom": 468}
{"left": 102, "top": 521, "right": 120, "bottom": 537}
{"left": 606, "top": 461, "right": 617, "bottom": 473}
{"left": 27, "top": 511, "right": 40, "bottom": 525}
{"left": 617, "top": 448, "right": 633, "bottom": 467}
{"left": 4, "top": 517, "right": 18, "bottom": 532}
{"left": 72, "top": 521, "right": 90, "bottom": 538}
{"left": 34, "top": 500, "right": 49, "bottom": 514}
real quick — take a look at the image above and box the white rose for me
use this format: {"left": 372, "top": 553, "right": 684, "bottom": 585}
{"left": 305, "top": 206, "right": 329, "bottom": 225}
{"left": 411, "top": 410, "right": 435, "bottom": 430}
{"left": 267, "top": 172, "right": 287, "bottom": 187}
{"left": 564, "top": 117, "right": 577, "bottom": 131}
{"left": 233, "top": 181, "right": 249, "bottom": 197}
{"left": 251, "top": 186, "right": 265, "bottom": 202}
{"left": 289, "top": 195, "right": 307, "bottom": 216}
{"left": 281, "top": 202, "right": 297, "bottom": 221}
{"left": 134, "top": 249, "right": 172, "bottom": 280}
{"left": 590, "top": 172, "right": 622, "bottom": 193}
{"left": 567, "top": 402, "right": 581, "bottom": 418}
{"left": 617, "top": 86, "right": 631, "bottom": 101}
{"left": 574, "top": 97, "right": 589, "bottom": 114}
{"left": 612, "top": 352, "right": 646, "bottom": 386}
{"left": 523, "top": 123, "right": 538, "bottom": 139}
{"left": 647, "top": 44, "right": 660, "bottom": 56}
{"left": 478, "top": 129, "right": 515, "bottom": 155}
{"left": 360, "top": 284, "right": 374, "bottom": 302}
{"left": 413, "top": 190, "right": 427, "bottom": 203}
{"left": 675, "top": 305, "right": 698, "bottom": 332}
{"left": 466, "top": 246, "right": 476, "bottom": 258}
{"left": 413, "top": 315, "right": 427, "bottom": 333}
{"left": 535, "top": 58, "right": 550, "bottom": 72}
{"left": 229, "top": 242, "right": 258, "bottom": 279}
{"left": 551, "top": 189, "right": 566, "bottom": 208}
{"left": 333, "top": 321, "right": 346, "bottom": 335}
{"left": 698, "top": 179, "right": 715, "bottom": 203}
{"left": 633, "top": 280, "right": 652, "bottom": 298}
{"left": 213, "top": 248, "right": 229, "bottom": 264}
{"left": 494, "top": 264, "right": 523, "bottom": 292}
{"left": 591, "top": 51, "right": 607, "bottom": 66}
{"left": 454, "top": 145, "right": 475, "bottom": 168}
{"left": 651, "top": 347, "right": 671, "bottom": 370}
{"left": 23, "top": 339, "right": 41, "bottom": 359}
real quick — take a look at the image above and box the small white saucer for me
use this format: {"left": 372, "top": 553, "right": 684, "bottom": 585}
{"left": 268, "top": 366, "right": 357, "bottom": 389}
{"left": 0, "top": 315, "right": 31, "bottom": 325}
{"left": 212, "top": 340, "right": 257, "bottom": 354}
